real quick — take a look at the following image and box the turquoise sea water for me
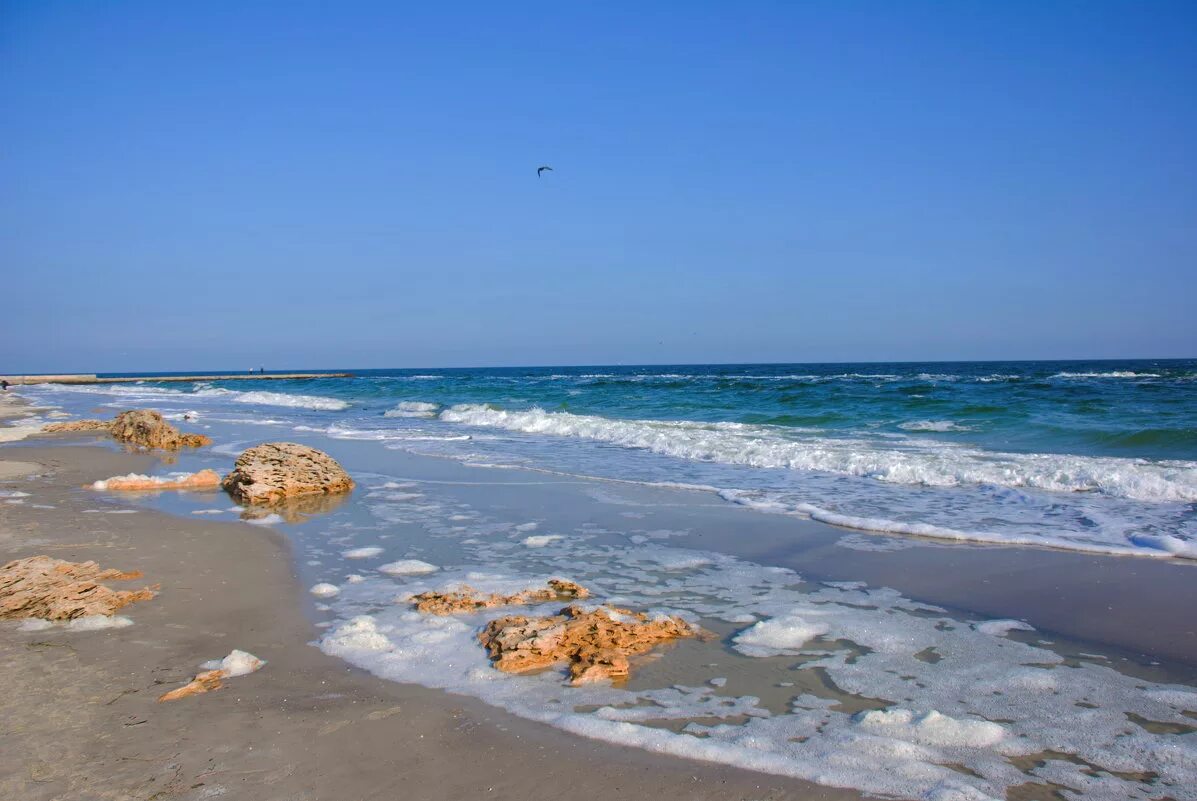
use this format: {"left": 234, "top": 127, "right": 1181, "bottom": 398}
{"left": 24, "top": 359, "right": 1197, "bottom": 558}
{"left": 16, "top": 361, "right": 1197, "bottom": 799}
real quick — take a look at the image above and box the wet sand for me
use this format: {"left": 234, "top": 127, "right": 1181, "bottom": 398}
{"left": 5, "top": 423, "right": 1197, "bottom": 800}
{"left": 0, "top": 441, "right": 856, "bottom": 801}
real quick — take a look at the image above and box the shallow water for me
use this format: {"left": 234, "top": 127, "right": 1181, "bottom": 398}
{"left": 21, "top": 359, "right": 1197, "bottom": 559}
{"left": 15, "top": 366, "right": 1197, "bottom": 799}
{"left": 16, "top": 431, "right": 1193, "bottom": 797}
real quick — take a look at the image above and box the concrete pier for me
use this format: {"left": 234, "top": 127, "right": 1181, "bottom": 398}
{"left": 0, "top": 373, "right": 352, "bottom": 385}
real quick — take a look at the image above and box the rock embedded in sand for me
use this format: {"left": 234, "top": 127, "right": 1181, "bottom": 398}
{"left": 158, "top": 669, "right": 226, "bottom": 702}
{"left": 91, "top": 469, "right": 222, "bottom": 492}
{"left": 411, "top": 579, "right": 589, "bottom": 615}
{"left": 479, "top": 604, "right": 698, "bottom": 685}
{"left": 0, "top": 555, "right": 156, "bottom": 621}
{"left": 108, "top": 409, "right": 211, "bottom": 450}
{"left": 42, "top": 419, "right": 112, "bottom": 433}
{"left": 221, "top": 442, "right": 354, "bottom": 506}
{"left": 158, "top": 649, "right": 266, "bottom": 702}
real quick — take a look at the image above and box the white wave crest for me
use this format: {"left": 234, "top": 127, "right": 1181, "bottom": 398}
{"left": 899, "top": 420, "right": 973, "bottom": 432}
{"left": 384, "top": 401, "right": 440, "bottom": 418}
{"left": 1052, "top": 371, "right": 1160, "bottom": 379}
{"left": 195, "top": 388, "right": 349, "bottom": 410}
{"left": 439, "top": 404, "right": 1197, "bottom": 503}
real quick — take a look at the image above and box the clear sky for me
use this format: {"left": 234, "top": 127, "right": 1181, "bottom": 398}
{"left": 2, "top": 1, "right": 1195, "bottom": 372}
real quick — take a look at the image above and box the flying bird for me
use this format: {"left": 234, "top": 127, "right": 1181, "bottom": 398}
{"left": 537, "top": 165, "right": 553, "bottom": 177}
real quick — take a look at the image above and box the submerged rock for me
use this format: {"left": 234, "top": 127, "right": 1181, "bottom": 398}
{"left": 411, "top": 579, "right": 589, "bottom": 615}
{"left": 0, "top": 555, "right": 156, "bottom": 621}
{"left": 109, "top": 409, "right": 211, "bottom": 450}
{"left": 222, "top": 442, "right": 354, "bottom": 506}
{"left": 41, "top": 419, "right": 112, "bottom": 433}
{"left": 479, "top": 604, "right": 698, "bottom": 685}
{"left": 91, "top": 469, "right": 222, "bottom": 492}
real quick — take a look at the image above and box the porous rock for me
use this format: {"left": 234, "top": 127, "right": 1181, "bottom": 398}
{"left": 479, "top": 604, "right": 697, "bottom": 685}
{"left": 412, "top": 579, "right": 588, "bottom": 615}
{"left": 158, "top": 669, "right": 227, "bottom": 702}
{"left": 108, "top": 409, "right": 210, "bottom": 450}
{"left": 42, "top": 419, "right": 112, "bottom": 433}
{"left": 0, "top": 556, "right": 156, "bottom": 621}
{"left": 222, "top": 442, "right": 354, "bottom": 505}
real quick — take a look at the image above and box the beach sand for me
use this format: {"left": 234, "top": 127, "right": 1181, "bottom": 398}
{"left": 4, "top": 421, "right": 1196, "bottom": 800}
{"left": 0, "top": 441, "right": 857, "bottom": 801}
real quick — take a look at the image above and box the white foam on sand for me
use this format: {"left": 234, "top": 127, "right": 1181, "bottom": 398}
{"left": 91, "top": 472, "right": 207, "bottom": 491}
{"left": 378, "top": 559, "right": 440, "bottom": 576}
{"left": 0, "top": 421, "right": 47, "bottom": 443}
{"left": 200, "top": 649, "right": 266, "bottom": 677}
{"left": 521, "top": 534, "right": 563, "bottom": 547}
{"left": 310, "top": 583, "right": 341, "bottom": 598}
{"left": 732, "top": 614, "right": 831, "bottom": 656}
{"left": 318, "top": 529, "right": 1197, "bottom": 801}
{"left": 245, "top": 514, "right": 284, "bottom": 526}
{"left": 342, "top": 546, "right": 384, "bottom": 559}
{"left": 973, "top": 619, "right": 1035, "bottom": 636}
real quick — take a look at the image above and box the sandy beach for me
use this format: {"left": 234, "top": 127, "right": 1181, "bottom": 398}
{"left": 7, "top": 4, "right": 1195, "bottom": 797}
{"left": 3, "top": 386, "right": 1196, "bottom": 799}
{"left": 1, "top": 435, "right": 861, "bottom": 801}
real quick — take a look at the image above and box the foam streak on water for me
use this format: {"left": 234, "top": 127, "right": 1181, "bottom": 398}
{"left": 15, "top": 364, "right": 1197, "bottom": 799}
{"left": 18, "top": 359, "right": 1197, "bottom": 559}
{"left": 310, "top": 480, "right": 1197, "bottom": 801}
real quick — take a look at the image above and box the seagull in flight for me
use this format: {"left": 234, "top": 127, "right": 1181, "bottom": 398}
{"left": 537, "top": 165, "right": 553, "bottom": 177}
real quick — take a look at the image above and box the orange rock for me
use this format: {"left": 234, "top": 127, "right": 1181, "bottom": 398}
{"left": 109, "top": 409, "right": 211, "bottom": 450}
{"left": 411, "top": 579, "right": 589, "bottom": 615}
{"left": 479, "top": 604, "right": 697, "bottom": 685}
{"left": 0, "top": 556, "right": 156, "bottom": 621}
{"left": 42, "top": 419, "right": 112, "bottom": 433}
{"left": 92, "top": 469, "right": 222, "bottom": 492}
{"left": 158, "top": 669, "right": 226, "bottom": 702}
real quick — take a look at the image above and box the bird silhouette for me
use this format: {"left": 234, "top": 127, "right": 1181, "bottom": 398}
{"left": 537, "top": 165, "right": 553, "bottom": 177}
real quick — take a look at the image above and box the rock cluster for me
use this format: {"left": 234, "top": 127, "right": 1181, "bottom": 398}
{"left": 479, "top": 604, "right": 698, "bottom": 685}
{"left": 0, "top": 556, "right": 156, "bottom": 621}
{"left": 43, "top": 410, "right": 210, "bottom": 450}
{"left": 411, "top": 579, "right": 589, "bottom": 615}
{"left": 109, "top": 409, "right": 210, "bottom": 450}
{"left": 42, "top": 419, "right": 112, "bottom": 433}
{"left": 91, "top": 469, "right": 222, "bottom": 492}
{"left": 221, "top": 442, "right": 354, "bottom": 505}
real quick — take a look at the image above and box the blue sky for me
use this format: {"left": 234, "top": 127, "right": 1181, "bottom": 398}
{"left": 2, "top": 1, "right": 1195, "bottom": 372}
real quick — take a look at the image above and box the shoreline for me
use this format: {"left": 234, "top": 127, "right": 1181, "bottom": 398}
{"left": 4, "top": 399, "right": 1196, "bottom": 798}
{"left": 0, "top": 437, "right": 855, "bottom": 800}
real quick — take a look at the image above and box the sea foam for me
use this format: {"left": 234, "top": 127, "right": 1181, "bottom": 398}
{"left": 440, "top": 404, "right": 1197, "bottom": 503}
{"left": 196, "top": 388, "right": 349, "bottom": 410}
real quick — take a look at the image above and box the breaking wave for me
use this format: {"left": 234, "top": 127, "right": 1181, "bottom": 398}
{"left": 194, "top": 388, "right": 349, "bottom": 411}
{"left": 439, "top": 404, "right": 1197, "bottom": 503}
{"left": 384, "top": 401, "right": 440, "bottom": 418}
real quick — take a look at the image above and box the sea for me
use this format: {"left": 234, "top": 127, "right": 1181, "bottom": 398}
{"left": 12, "top": 359, "right": 1197, "bottom": 800}
{"left": 23, "top": 358, "right": 1197, "bottom": 559}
